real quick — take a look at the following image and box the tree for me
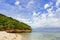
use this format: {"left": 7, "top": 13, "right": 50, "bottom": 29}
{"left": 0, "top": 14, "right": 32, "bottom": 31}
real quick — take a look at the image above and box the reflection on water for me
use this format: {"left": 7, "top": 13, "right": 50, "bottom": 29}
{"left": 19, "top": 32, "right": 60, "bottom": 40}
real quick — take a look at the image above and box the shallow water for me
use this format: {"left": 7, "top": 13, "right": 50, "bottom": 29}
{"left": 19, "top": 32, "right": 60, "bottom": 40}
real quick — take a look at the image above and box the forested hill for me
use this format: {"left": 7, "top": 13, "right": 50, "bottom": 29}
{"left": 0, "top": 14, "right": 32, "bottom": 33}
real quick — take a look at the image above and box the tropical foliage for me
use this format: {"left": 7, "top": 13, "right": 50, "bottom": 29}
{"left": 0, "top": 14, "right": 32, "bottom": 30}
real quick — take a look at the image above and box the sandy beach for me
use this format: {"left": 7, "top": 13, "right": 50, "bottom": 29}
{"left": 0, "top": 31, "right": 22, "bottom": 40}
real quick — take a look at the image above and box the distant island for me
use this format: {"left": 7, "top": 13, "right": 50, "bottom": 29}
{"left": 0, "top": 14, "right": 32, "bottom": 33}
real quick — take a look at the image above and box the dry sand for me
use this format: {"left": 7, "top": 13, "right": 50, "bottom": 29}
{"left": 0, "top": 31, "right": 22, "bottom": 40}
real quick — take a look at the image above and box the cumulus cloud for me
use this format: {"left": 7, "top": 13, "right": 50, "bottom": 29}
{"left": 32, "top": 11, "right": 40, "bottom": 17}
{"left": 29, "top": 9, "right": 60, "bottom": 28}
{"left": 44, "top": 4, "right": 49, "bottom": 9}
{"left": 16, "top": 7, "right": 60, "bottom": 28}
{"left": 15, "top": 1, "right": 20, "bottom": 6}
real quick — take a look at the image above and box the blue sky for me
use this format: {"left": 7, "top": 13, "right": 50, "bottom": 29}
{"left": 0, "top": 0, "right": 60, "bottom": 28}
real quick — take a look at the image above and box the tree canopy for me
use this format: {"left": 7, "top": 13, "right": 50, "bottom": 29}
{"left": 0, "top": 14, "right": 32, "bottom": 31}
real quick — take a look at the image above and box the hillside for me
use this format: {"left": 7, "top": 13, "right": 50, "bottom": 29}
{"left": 0, "top": 14, "right": 32, "bottom": 33}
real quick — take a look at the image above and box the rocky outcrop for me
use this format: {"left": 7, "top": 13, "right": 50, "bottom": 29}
{"left": 3, "top": 29, "right": 32, "bottom": 33}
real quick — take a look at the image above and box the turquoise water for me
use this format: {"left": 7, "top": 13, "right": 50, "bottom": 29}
{"left": 20, "top": 32, "right": 60, "bottom": 40}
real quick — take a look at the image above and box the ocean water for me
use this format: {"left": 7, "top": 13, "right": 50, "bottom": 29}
{"left": 19, "top": 32, "right": 60, "bottom": 40}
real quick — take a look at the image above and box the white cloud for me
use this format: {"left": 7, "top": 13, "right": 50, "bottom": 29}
{"left": 26, "top": 0, "right": 34, "bottom": 8}
{"left": 15, "top": 1, "right": 20, "bottom": 5}
{"left": 47, "top": 7, "right": 54, "bottom": 17}
{"left": 48, "top": 13, "right": 54, "bottom": 17}
{"left": 32, "top": 11, "right": 37, "bottom": 16}
{"left": 44, "top": 2, "right": 53, "bottom": 9}
{"left": 32, "top": 11, "right": 40, "bottom": 17}
{"left": 55, "top": 8, "right": 60, "bottom": 18}
{"left": 44, "top": 4, "right": 49, "bottom": 9}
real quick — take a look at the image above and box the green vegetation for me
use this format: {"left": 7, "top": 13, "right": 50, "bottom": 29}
{"left": 0, "top": 14, "right": 32, "bottom": 32}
